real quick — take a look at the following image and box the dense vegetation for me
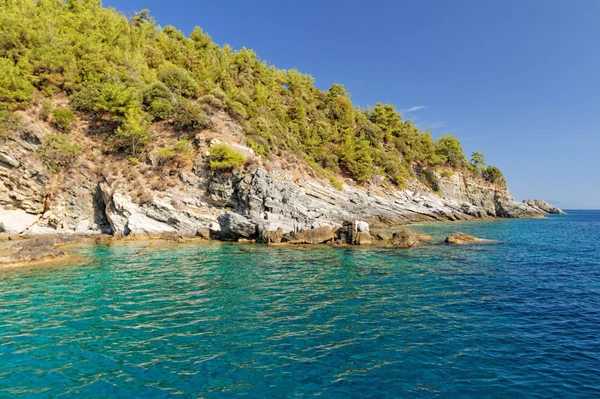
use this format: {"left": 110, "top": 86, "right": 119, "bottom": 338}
{"left": 208, "top": 144, "right": 246, "bottom": 170}
{"left": 0, "top": 0, "right": 504, "bottom": 187}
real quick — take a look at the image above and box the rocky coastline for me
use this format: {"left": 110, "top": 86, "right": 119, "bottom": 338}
{"left": 0, "top": 220, "right": 493, "bottom": 268}
{"left": 0, "top": 113, "right": 565, "bottom": 267}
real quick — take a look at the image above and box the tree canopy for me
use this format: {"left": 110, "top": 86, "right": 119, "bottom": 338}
{"left": 0, "top": 0, "right": 503, "bottom": 187}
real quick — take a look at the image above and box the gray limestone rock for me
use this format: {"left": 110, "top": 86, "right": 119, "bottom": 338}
{"left": 0, "top": 113, "right": 555, "bottom": 238}
{"left": 217, "top": 211, "right": 257, "bottom": 241}
{"left": 523, "top": 199, "right": 566, "bottom": 215}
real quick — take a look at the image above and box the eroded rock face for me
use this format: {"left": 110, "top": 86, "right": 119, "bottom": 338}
{"left": 437, "top": 171, "right": 547, "bottom": 219}
{"left": 217, "top": 211, "right": 257, "bottom": 241}
{"left": 445, "top": 232, "right": 481, "bottom": 244}
{"left": 523, "top": 200, "right": 566, "bottom": 215}
{"left": 0, "top": 114, "right": 554, "bottom": 239}
{"left": 0, "top": 209, "right": 39, "bottom": 234}
{"left": 258, "top": 227, "right": 283, "bottom": 244}
{"left": 495, "top": 197, "right": 544, "bottom": 219}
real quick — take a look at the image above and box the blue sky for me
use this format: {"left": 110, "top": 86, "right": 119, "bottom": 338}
{"left": 108, "top": 0, "right": 600, "bottom": 209}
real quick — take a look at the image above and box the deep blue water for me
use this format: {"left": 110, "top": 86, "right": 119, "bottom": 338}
{"left": 1, "top": 211, "right": 599, "bottom": 398}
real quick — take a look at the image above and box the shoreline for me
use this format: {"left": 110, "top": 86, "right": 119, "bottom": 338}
{"left": 0, "top": 216, "right": 532, "bottom": 270}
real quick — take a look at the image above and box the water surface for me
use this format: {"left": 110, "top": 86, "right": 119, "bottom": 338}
{"left": 1, "top": 211, "right": 599, "bottom": 398}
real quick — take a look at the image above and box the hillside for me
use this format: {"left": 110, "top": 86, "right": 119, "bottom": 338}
{"left": 0, "top": 0, "right": 551, "bottom": 238}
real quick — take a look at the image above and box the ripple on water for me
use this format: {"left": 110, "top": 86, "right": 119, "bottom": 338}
{"left": 0, "top": 212, "right": 600, "bottom": 398}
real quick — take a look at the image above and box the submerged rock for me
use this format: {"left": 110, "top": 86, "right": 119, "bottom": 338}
{"left": 414, "top": 232, "right": 435, "bottom": 242}
{"left": 445, "top": 232, "right": 481, "bottom": 244}
{"left": 4, "top": 235, "right": 80, "bottom": 264}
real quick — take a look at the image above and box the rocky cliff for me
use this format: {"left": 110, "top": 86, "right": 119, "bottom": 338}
{"left": 0, "top": 111, "right": 561, "bottom": 240}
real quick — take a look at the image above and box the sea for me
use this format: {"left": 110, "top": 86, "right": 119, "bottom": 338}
{"left": 0, "top": 210, "right": 598, "bottom": 398}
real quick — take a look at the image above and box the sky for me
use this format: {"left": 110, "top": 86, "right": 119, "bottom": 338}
{"left": 107, "top": 0, "right": 600, "bottom": 209}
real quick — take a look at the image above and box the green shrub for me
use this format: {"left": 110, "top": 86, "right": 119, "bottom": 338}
{"left": 338, "top": 137, "right": 375, "bottom": 182}
{"left": 143, "top": 82, "right": 172, "bottom": 102}
{"left": 154, "top": 139, "right": 194, "bottom": 169}
{"left": 69, "top": 84, "right": 102, "bottom": 113}
{"left": 464, "top": 162, "right": 479, "bottom": 176}
{"left": 329, "top": 176, "right": 343, "bottom": 190}
{"left": 51, "top": 108, "right": 76, "bottom": 132}
{"left": 0, "top": 109, "right": 22, "bottom": 137}
{"left": 0, "top": 59, "right": 35, "bottom": 104}
{"left": 171, "top": 99, "right": 212, "bottom": 132}
{"left": 417, "top": 168, "right": 440, "bottom": 192}
{"left": 110, "top": 108, "right": 151, "bottom": 156}
{"left": 40, "top": 99, "right": 53, "bottom": 121}
{"left": 247, "top": 138, "right": 269, "bottom": 157}
{"left": 471, "top": 151, "right": 485, "bottom": 167}
{"left": 226, "top": 100, "right": 248, "bottom": 121}
{"left": 39, "top": 134, "right": 80, "bottom": 173}
{"left": 156, "top": 147, "right": 175, "bottom": 159}
{"left": 198, "top": 94, "right": 224, "bottom": 111}
{"left": 440, "top": 170, "right": 454, "bottom": 179}
{"left": 144, "top": 45, "right": 166, "bottom": 69}
{"left": 208, "top": 144, "right": 246, "bottom": 170}
{"left": 314, "top": 150, "right": 339, "bottom": 172}
{"left": 148, "top": 98, "right": 174, "bottom": 120}
{"left": 483, "top": 165, "right": 505, "bottom": 185}
{"left": 157, "top": 65, "right": 199, "bottom": 97}
{"left": 70, "top": 82, "right": 141, "bottom": 117}
{"left": 435, "top": 134, "right": 466, "bottom": 167}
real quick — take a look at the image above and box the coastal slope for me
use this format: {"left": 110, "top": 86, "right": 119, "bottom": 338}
{"left": 0, "top": 1, "right": 562, "bottom": 240}
{"left": 1, "top": 111, "right": 556, "bottom": 239}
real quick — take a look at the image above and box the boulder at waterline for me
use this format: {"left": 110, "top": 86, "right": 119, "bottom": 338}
{"left": 445, "top": 232, "right": 482, "bottom": 244}
{"left": 354, "top": 231, "right": 372, "bottom": 246}
{"left": 387, "top": 229, "right": 420, "bottom": 248}
{"left": 217, "top": 212, "right": 257, "bottom": 241}
{"left": 302, "top": 226, "right": 335, "bottom": 244}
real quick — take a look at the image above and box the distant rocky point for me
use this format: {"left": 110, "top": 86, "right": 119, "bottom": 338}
{"left": 523, "top": 200, "right": 566, "bottom": 215}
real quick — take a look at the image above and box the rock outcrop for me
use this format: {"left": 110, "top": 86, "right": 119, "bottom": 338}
{"left": 335, "top": 220, "right": 371, "bottom": 245}
{"left": 387, "top": 229, "right": 421, "bottom": 248}
{"left": 523, "top": 200, "right": 566, "bottom": 215}
{"left": 217, "top": 211, "right": 257, "bottom": 241}
{"left": 282, "top": 226, "right": 335, "bottom": 245}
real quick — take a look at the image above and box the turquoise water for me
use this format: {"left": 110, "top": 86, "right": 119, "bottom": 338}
{"left": 1, "top": 211, "right": 599, "bottom": 398}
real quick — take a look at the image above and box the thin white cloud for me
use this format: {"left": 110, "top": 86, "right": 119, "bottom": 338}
{"left": 428, "top": 121, "right": 448, "bottom": 129}
{"left": 402, "top": 106, "right": 426, "bottom": 113}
